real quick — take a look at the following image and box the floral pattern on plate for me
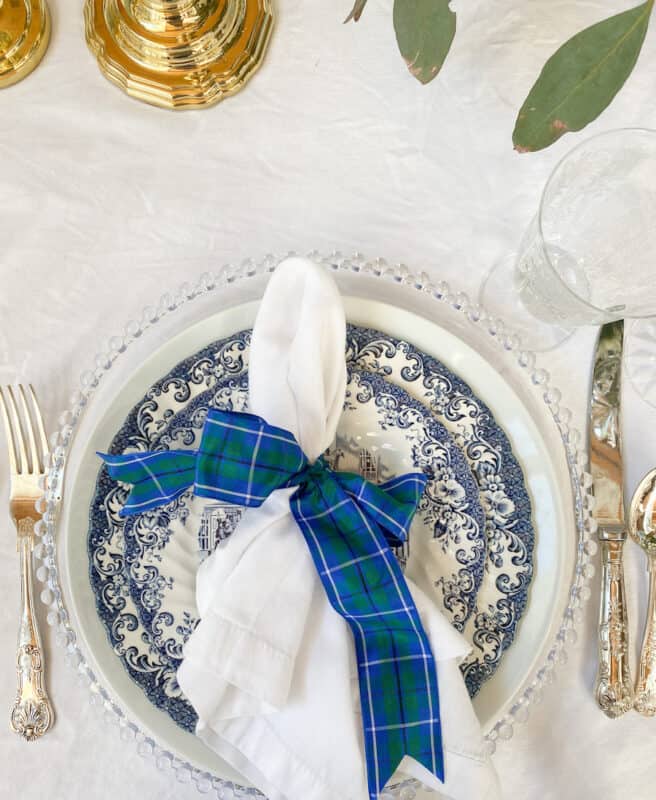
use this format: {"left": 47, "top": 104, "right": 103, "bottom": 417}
{"left": 346, "top": 327, "right": 534, "bottom": 693}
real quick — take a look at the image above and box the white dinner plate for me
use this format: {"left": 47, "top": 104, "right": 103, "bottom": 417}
{"left": 58, "top": 283, "right": 576, "bottom": 784}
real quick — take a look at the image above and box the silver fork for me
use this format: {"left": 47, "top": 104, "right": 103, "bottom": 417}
{"left": 0, "top": 385, "right": 53, "bottom": 740}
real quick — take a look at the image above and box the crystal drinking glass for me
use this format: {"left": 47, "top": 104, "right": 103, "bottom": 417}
{"left": 480, "top": 128, "right": 656, "bottom": 351}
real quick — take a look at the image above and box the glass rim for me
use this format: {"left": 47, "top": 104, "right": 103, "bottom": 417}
{"left": 535, "top": 126, "right": 656, "bottom": 319}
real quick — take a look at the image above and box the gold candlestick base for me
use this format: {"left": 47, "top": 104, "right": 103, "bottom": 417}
{"left": 0, "top": 0, "right": 50, "bottom": 89}
{"left": 84, "top": 0, "right": 274, "bottom": 110}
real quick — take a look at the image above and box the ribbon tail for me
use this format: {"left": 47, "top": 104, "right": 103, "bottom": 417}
{"left": 397, "top": 714, "right": 446, "bottom": 786}
{"left": 407, "top": 737, "right": 446, "bottom": 786}
{"left": 98, "top": 449, "right": 197, "bottom": 517}
{"left": 292, "top": 473, "right": 443, "bottom": 800}
{"left": 355, "top": 633, "right": 445, "bottom": 800}
{"left": 372, "top": 741, "right": 445, "bottom": 800}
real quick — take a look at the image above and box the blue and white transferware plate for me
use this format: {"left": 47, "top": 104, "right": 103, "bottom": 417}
{"left": 88, "top": 322, "right": 534, "bottom": 736}
{"left": 109, "top": 323, "right": 534, "bottom": 693}
{"left": 121, "top": 368, "right": 485, "bottom": 671}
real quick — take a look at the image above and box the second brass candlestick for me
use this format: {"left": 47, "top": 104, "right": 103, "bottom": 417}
{"left": 85, "top": 0, "right": 274, "bottom": 110}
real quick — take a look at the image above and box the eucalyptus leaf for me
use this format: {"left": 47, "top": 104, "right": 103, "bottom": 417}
{"left": 345, "top": 0, "right": 368, "bottom": 23}
{"left": 393, "top": 0, "right": 456, "bottom": 84}
{"left": 513, "top": 1, "right": 654, "bottom": 152}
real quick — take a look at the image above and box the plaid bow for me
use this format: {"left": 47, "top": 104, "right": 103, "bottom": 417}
{"left": 100, "top": 408, "right": 444, "bottom": 798}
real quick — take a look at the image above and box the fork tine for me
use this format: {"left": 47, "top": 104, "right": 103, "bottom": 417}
{"left": 4, "top": 387, "right": 28, "bottom": 474}
{"left": 28, "top": 385, "right": 49, "bottom": 470}
{"left": 0, "top": 387, "right": 18, "bottom": 473}
{"left": 17, "top": 385, "right": 40, "bottom": 474}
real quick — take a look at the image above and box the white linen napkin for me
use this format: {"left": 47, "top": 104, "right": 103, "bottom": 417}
{"left": 177, "top": 257, "right": 501, "bottom": 800}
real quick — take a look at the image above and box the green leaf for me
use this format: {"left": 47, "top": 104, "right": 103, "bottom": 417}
{"left": 344, "top": 0, "right": 368, "bottom": 23}
{"left": 393, "top": 0, "right": 456, "bottom": 85}
{"left": 513, "top": 1, "right": 654, "bottom": 152}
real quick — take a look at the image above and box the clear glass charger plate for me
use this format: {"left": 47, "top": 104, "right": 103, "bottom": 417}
{"left": 37, "top": 253, "right": 595, "bottom": 798}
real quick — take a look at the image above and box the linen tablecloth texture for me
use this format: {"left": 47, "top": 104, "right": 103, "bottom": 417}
{"left": 176, "top": 258, "right": 501, "bottom": 800}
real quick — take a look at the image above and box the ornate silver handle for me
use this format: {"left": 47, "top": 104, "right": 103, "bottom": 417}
{"left": 10, "top": 527, "right": 53, "bottom": 740}
{"left": 594, "top": 528, "right": 633, "bottom": 718}
{"left": 635, "top": 553, "right": 656, "bottom": 715}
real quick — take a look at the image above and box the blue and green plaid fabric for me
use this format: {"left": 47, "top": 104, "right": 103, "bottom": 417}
{"left": 100, "top": 408, "right": 444, "bottom": 798}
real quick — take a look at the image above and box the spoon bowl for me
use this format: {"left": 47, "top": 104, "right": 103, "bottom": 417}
{"left": 629, "top": 468, "right": 656, "bottom": 553}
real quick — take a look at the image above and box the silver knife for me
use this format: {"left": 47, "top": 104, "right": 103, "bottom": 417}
{"left": 590, "top": 320, "right": 633, "bottom": 717}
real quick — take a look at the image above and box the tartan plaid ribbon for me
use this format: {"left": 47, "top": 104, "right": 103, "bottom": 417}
{"left": 100, "top": 408, "right": 444, "bottom": 798}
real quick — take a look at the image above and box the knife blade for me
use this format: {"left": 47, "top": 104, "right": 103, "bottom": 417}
{"left": 590, "top": 319, "right": 633, "bottom": 717}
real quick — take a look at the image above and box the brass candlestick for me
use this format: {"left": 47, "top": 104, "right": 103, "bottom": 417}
{"left": 0, "top": 0, "right": 50, "bottom": 89}
{"left": 84, "top": 0, "right": 274, "bottom": 110}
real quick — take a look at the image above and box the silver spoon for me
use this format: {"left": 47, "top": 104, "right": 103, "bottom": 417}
{"left": 629, "top": 468, "right": 656, "bottom": 715}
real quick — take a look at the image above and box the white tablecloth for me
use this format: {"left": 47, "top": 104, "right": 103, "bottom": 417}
{"left": 2, "top": 1, "right": 656, "bottom": 797}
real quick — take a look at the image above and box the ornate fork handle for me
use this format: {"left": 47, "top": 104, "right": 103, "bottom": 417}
{"left": 635, "top": 554, "right": 656, "bottom": 715}
{"left": 594, "top": 528, "right": 633, "bottom": 718}
{"left": 10, "top": 520, "right": 53, "bottom": 740}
